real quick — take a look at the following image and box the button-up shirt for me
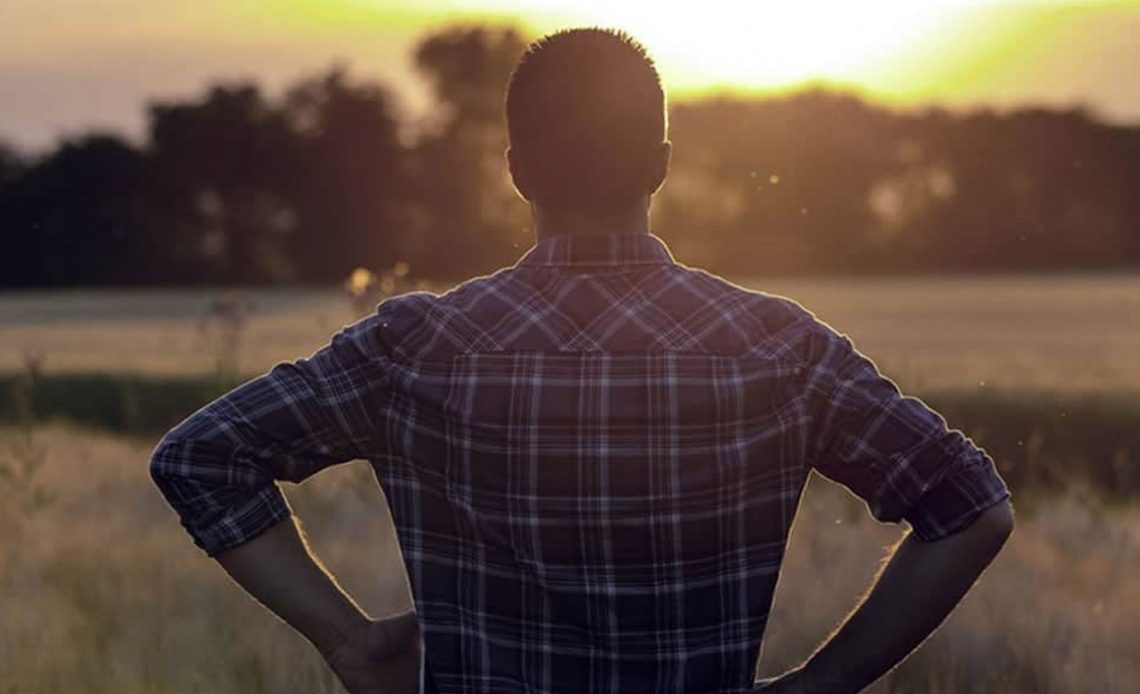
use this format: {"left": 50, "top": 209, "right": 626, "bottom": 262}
{"left": 151, "top": 233, "right": 1009, "bottom": 694}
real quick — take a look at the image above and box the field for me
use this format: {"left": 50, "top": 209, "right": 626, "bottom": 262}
{"left": 3, "top": 274, "right": 1140, "bottom": 392}
{"left": 1, "top": 275, "right": 1139, "bottom": 693}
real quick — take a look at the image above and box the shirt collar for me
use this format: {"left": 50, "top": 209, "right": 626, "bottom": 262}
{"left": 515, "top": 233, "right": 677, "bottom": 269}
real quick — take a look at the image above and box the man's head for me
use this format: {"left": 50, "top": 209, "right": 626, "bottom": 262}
{"left": 505, "top": 28, "right": 670, "bottom": 217}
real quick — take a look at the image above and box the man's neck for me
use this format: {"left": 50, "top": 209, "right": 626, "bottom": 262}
{"left": 532, "top": 198, "right": 651, "bottom": 241}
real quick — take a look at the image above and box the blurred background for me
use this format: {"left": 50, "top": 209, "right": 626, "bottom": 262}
{"left": 1, "top": 2, "right": 1138, "bottom": 692}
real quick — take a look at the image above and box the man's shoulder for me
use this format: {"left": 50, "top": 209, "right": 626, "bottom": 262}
{"left": 673, "top": 265, "right": 806, "bottom": 317}
{"left": 377, "top": 268, "right": 520, "bottom": 321}
{"left": 668, "top": 265, "right": 829, "bottom": 358}
{"left": 359, "top": 270, "right": 517, "bottom": 360}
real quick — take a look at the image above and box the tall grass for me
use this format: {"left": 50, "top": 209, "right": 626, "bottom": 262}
{"left": 0, "top": 424, "right": 1134, "bottom": 693}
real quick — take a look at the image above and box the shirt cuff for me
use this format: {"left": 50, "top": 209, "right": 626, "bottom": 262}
{"left": 903, "top": 450, "right": 1012, "bottom": 542}
{"left": 188, "top": 485, "right": 294, "bottom": 557}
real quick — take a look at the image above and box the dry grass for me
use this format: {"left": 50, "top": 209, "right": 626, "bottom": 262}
{"left": 1, "top": 424, "right": 1136, "bottom": 693}
{"left": 3, "top": 274, "right": 1140, "bottom": 393}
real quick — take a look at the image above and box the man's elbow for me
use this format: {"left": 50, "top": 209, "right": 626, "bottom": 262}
{"left": 149, "top": 434, "right": 193, "bottom": 501}
{"left": 148, "top": 435, "right": 231, "bottom": 555}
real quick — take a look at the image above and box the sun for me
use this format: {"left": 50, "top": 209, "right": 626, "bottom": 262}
{"left": 600, "top": 2, "right": 950, "bottom": 91}
{"left": 436, "top": 0, "right": 956, "bottom": 93}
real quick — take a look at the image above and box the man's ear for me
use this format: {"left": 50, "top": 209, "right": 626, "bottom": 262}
{"left": 506, "top": 148, "right": 533, "bottom": 202}
{"left": 648, "top": 141, "right": 672, "bottom": 196}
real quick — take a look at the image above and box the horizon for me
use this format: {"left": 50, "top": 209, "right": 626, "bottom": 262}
{"left": 3, "top": 1, "right": 1140, "bottom": 152}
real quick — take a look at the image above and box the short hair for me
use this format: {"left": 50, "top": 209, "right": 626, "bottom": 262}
{"left": 505, "top": 28, "right": 667, "bottom": 210}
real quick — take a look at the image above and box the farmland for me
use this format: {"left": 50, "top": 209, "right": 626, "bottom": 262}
{"left": 3, "top": 274, "right": 1140, "bottom": 393}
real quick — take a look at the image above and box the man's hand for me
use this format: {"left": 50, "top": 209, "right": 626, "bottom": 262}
{"left": 322, "top": 610, "right": 421, "bottom": 694}
{"left": 213, "top": 519, "right": 422, "bottom": 692}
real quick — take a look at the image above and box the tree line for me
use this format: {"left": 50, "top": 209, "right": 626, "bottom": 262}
{"left": 2, "top": 25, "right": 1139, "bottom": 288}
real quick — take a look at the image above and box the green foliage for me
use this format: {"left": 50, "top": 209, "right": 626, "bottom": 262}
{"left": 926, "top": 390, "right": 1140, "bottom": 503}
{"left": 0, "top": 372, "right": 233, "bottom": 436}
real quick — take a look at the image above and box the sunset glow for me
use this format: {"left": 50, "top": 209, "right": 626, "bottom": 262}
{"left": 3, "top": 0, "right": 1140, "bottom": 148}
{"left": 332, "top": 0, "right": 1140, "bottom": 102}
{"left": 428, "top": 0, "right": 951, "bottom": 91}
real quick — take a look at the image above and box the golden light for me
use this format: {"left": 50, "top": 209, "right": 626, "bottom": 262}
{"left": 344, "top": 267, "right": 378, "bottom": 297}
{"left": 429, "top": 0, "right": 960, "bottom": 92}
{"left": 263, "top": 1, "right": 1140, "bottom": 120}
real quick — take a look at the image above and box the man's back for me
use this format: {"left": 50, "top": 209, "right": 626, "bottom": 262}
{"left": 376, "top": 233, "right": 807, "bottom": 693}
{"left": 338, "top": 234, "right": 1005, "bottom": 693}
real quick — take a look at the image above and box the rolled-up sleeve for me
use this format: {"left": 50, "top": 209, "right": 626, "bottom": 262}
{"left": 803, "top": 322, "right": 1010, "bottom": 541}
{"left": 150, "top": 315, "right": 392, "bottom": 556}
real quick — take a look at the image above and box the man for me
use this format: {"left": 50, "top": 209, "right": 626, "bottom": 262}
{"left": 151, "top": 28, "right": 1013, "bottom": 694}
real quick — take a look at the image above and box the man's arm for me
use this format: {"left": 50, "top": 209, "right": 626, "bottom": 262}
{"left": 149, "top": 315, "right": 417, "bottom": 691}
{"left": 216, "top": 516, "right": 420, "bottom": 694}
{"left": 760, "top": 320, "right": 1015, "bottom": 692}
{"left": 758, "top": 500, "right": 1013, "bottom": 694}
{"left": 216, "top": 516, "right": 368, "bottom": 655}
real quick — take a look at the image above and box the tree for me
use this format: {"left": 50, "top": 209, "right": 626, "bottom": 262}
{"left": 281, "top": 66, "right": 408, "bottom": 282}
{"left": 0, "top": 134, "right": 150, "bottom": 287}
{"left": 147, "top": 84, "right": 297, "bottom": 283}
{"left": 407, "top": 26, "right": 531, "bottom": 277}
{"left": 0, "top": 142, "right": 23, "bottom": 188}
{"left": 658, "top": 91, "right": 898, "bottom": 274}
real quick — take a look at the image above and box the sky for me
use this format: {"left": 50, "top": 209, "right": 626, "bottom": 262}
{"left": 3, "top": 0, "right": 1140, "bottom": 152}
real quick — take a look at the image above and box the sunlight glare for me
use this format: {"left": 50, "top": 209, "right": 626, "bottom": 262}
{"left": 431, "top": 0, "right": 958, "bottom": 91}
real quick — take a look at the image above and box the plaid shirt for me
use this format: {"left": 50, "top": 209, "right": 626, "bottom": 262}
{"left": 151, "top": 233, "right": 1009, "bottom": 694}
